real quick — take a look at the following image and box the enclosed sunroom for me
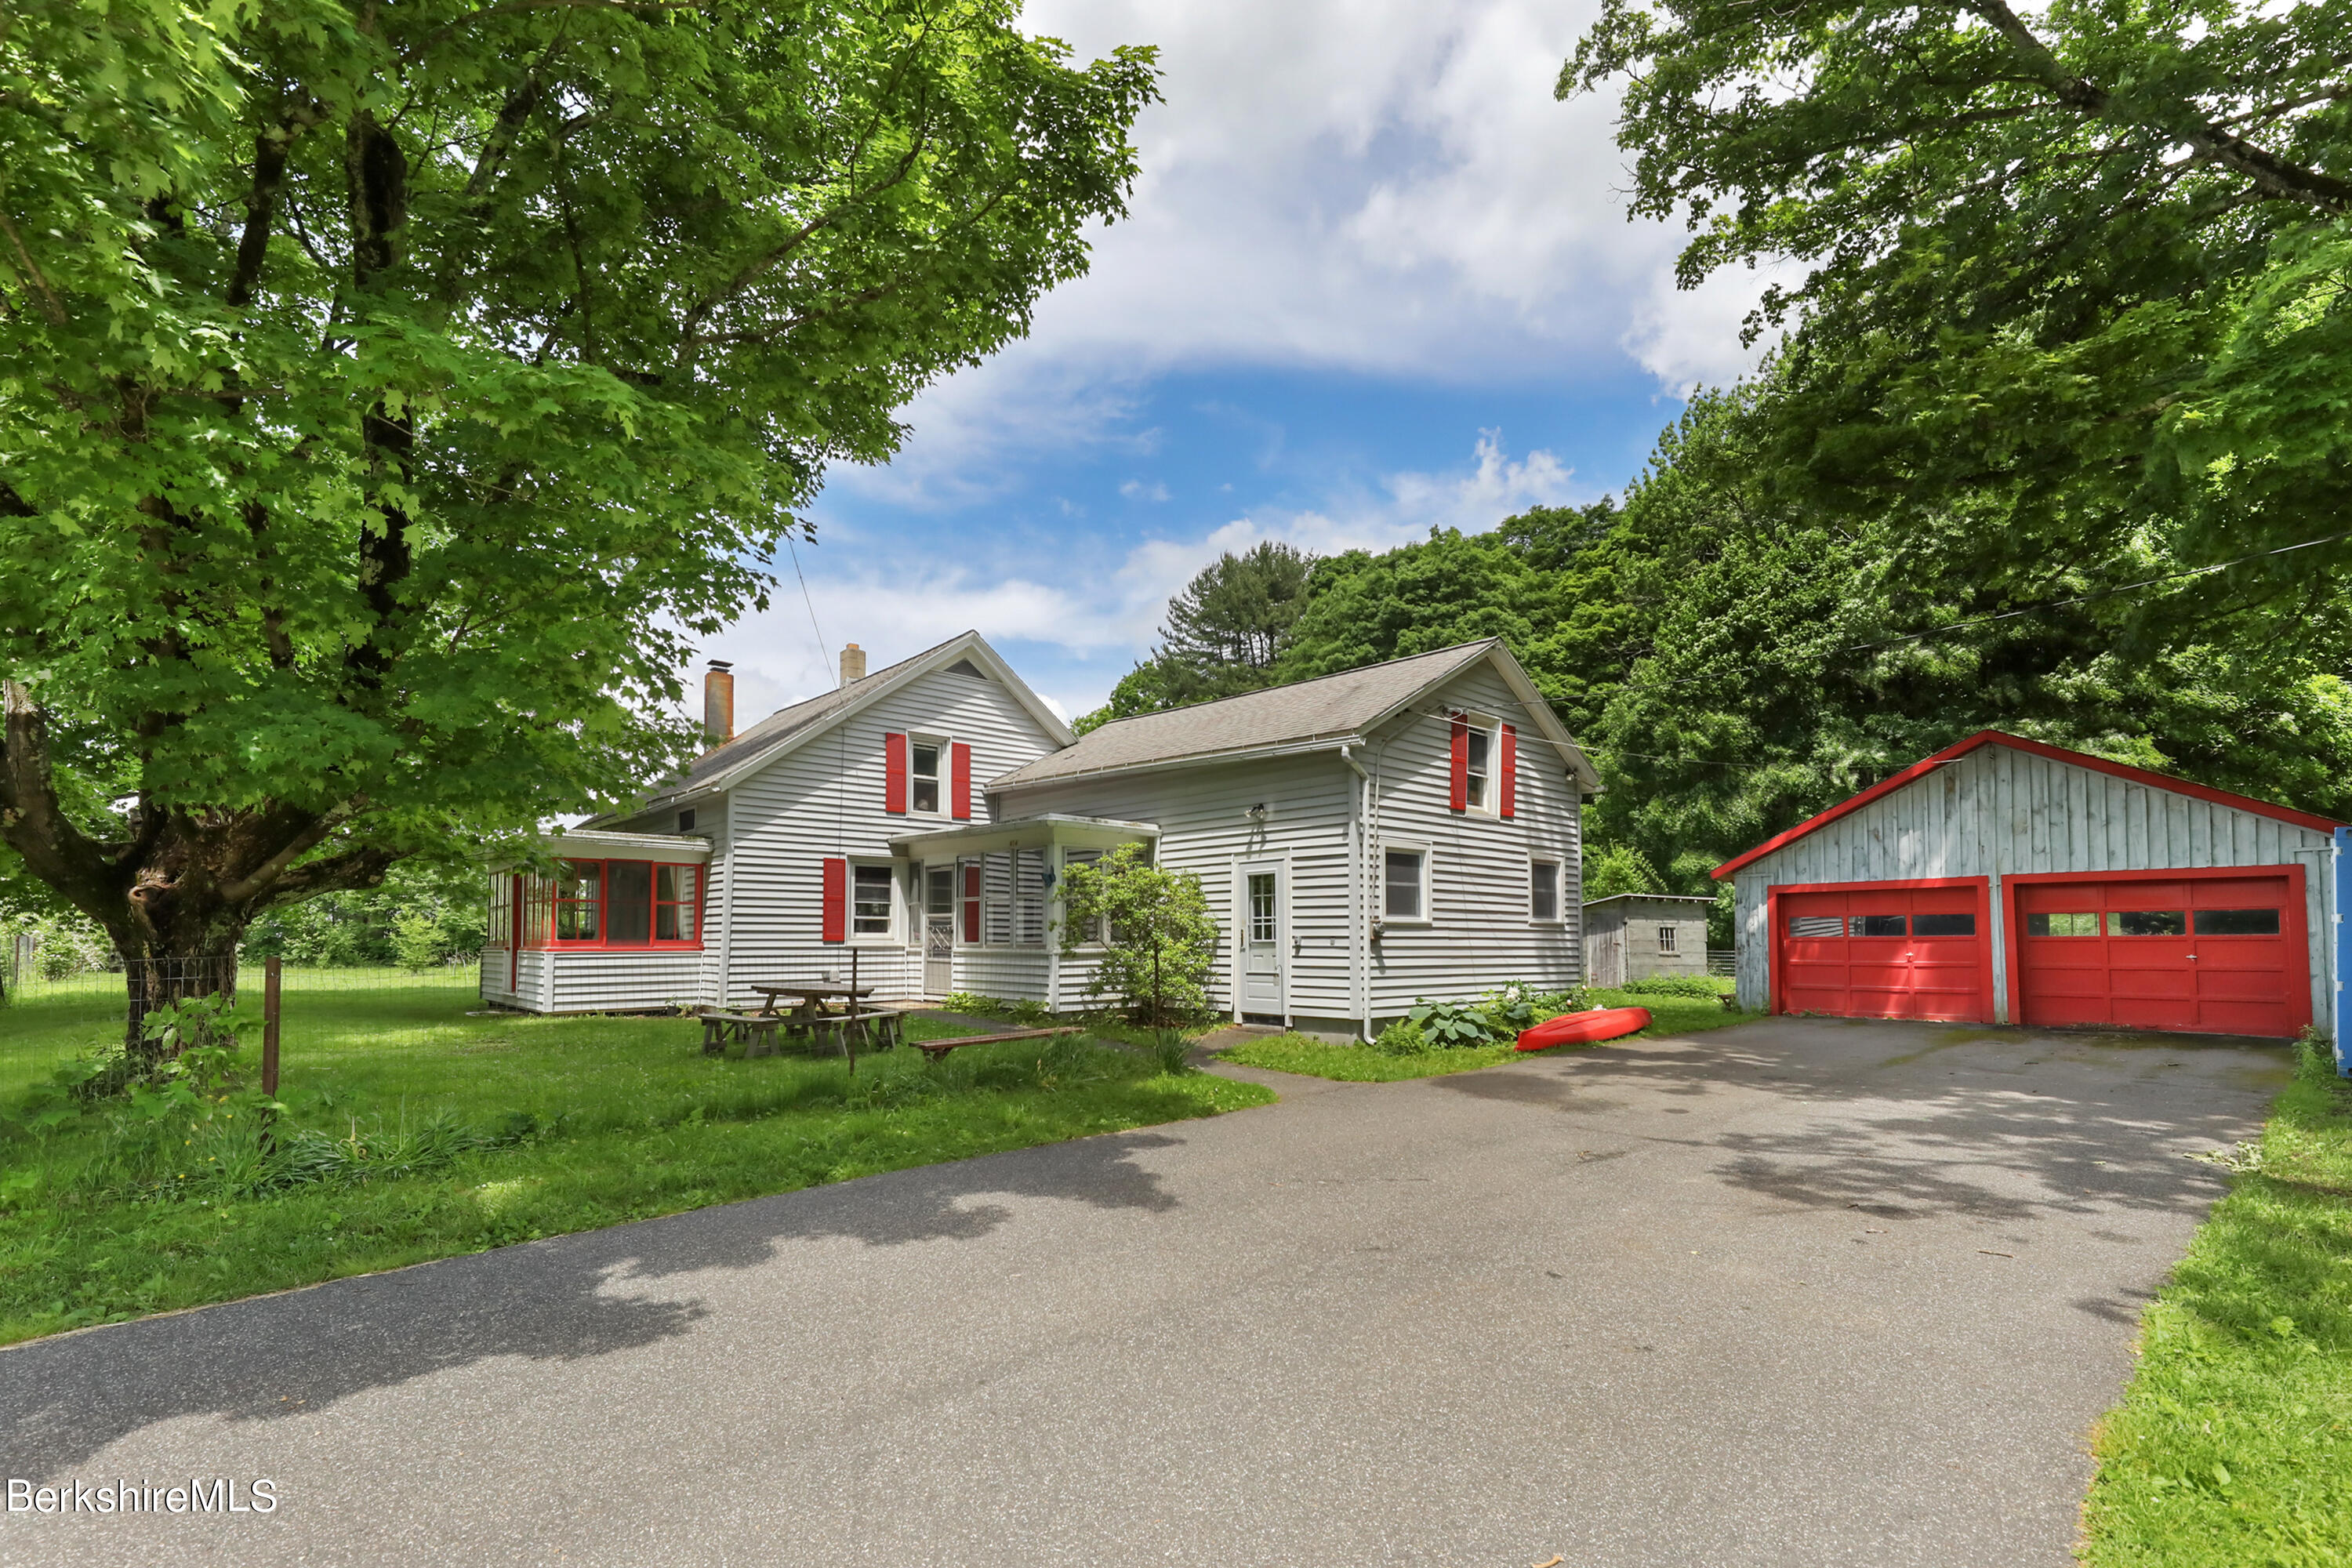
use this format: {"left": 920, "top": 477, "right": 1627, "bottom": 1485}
{"left": 480, "top": 829, "right": 713, "bottom": 1014}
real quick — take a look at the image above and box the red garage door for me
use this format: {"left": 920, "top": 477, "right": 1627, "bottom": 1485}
{"left": 1776, "top": 883, "right": 1991, "bottom": 1022}
{"left": 2015, "top": 873, "right": 2307, "bottom": 1037}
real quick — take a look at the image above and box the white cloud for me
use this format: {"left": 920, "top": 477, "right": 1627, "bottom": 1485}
{"left": 716, "top": 434, "right": 1582, "bottom": 717}
{"left": 1120, "top": 479, "right": 1171, "bottom": 502}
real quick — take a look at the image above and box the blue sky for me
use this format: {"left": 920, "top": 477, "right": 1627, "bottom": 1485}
{"left": 715, "top": 1, "right": 1780, "bottom": 724}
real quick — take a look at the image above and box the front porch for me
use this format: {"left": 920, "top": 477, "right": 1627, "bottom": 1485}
{"left": 886, "top": 813, "right": 1157, "bottom": 1009}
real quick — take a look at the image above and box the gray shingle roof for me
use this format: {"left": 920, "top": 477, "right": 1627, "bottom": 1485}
{"left": 993, "top": 641, "right": 1499, "bottom": 787}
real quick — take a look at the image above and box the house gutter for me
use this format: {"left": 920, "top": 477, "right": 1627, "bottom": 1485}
{"left": 1339, "top": 743, "right": 1372, "bottom": 1043}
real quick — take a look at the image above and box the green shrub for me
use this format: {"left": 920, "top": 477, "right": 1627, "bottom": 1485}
{"left": 1406, "top": 999, "right": 1494, "bottom": 1049}
{"left": 1146, "top": 1028, "right": 1193, "bottom": 1075}
{"left": 1620, "top": 974, "right": 1726, "bottom": 999}
{"left": 1372, "top": 1018, "right": 1428, "bottom": 1055}
{"left": 938, "top": 991, "right": 1054, "bottom": 1026}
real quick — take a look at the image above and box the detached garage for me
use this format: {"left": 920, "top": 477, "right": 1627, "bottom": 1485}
{"left": 1715, "top": 731, "right": 2343, "bottom": 1039}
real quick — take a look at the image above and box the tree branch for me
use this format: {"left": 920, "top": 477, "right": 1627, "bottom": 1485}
{"left": 0, "top": 210, "right": 65, "bottom": 323}
{"left": 1959, "top": 0, "right": 2352, "bottom": 212}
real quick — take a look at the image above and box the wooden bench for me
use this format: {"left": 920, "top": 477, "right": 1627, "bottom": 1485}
{"left": 701, "top": 1011, "right": 782, "bottom": 1057}
{"left": 913, "top": 1025, "right": 1084, "bottom": 1063}
{"left": 795, "top": 1007, "right": 909, "bottom": 1054}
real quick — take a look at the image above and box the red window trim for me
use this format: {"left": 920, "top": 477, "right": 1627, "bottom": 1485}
{"left": 961, "top": 861, "right": 982, "bottom": 943}
{"left": 952, "top": 742, "right": 974, "bottom": 821}
{"left": 821, "top": 857, "right": 848, "bottom": 944}
{"left": 1997, "top": 863, "right": 2309, "bottom": 1033}
{"left": 526, "top": 858, "right": 710, "bottom": 951}
{"left": 1764, "top": 877, "right": 1993, "bottom": 1022}
{"left": 1448, "top": 717, "right": 1468, "bottom": 811}
{"left": 1499, "top": 724, "right": 1518, "bottom": 818}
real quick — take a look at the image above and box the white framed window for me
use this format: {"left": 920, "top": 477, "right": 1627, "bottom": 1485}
{"left": 851, "top": 862, "right": 896, "bottom": 938}
{"left": 1657, "top": 924, "right": 1678, "bottom": 954}
{"left": 1463, "top": 717, "right": 1497, "bottom": 815}
{"left": 909, "top": 736, "right": 945, "bottom": 815}
{"left": 1382, "top": 844, "right": 1430, "bottom": 924}
{"left": 1530, "top": 860, "right": 1561, "bottom": 922}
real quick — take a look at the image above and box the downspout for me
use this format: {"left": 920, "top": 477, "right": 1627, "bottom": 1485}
{"left": 713, "top": 793, "right": 736, "bottom": 1010}
{"left": 1340, "top": 744, "right": 1371, "bottom": 1043}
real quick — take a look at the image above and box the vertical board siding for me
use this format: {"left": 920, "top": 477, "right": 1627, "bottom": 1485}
{"left": 1731, "top": 745, "right": 2334, "bottom": 1019}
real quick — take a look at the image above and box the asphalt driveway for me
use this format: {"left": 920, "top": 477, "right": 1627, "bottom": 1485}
{"left": 0, "top": 1017, "right": 2289, "bottom": 1567}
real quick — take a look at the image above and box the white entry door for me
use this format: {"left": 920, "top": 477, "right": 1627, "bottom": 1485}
{"left": 1239, "top": 862, "right": 1284, "bottom": 1021}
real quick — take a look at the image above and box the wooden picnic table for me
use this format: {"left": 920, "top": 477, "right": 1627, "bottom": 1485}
{"left": 746, "top": 984, "right": 874, "bottom": 1023}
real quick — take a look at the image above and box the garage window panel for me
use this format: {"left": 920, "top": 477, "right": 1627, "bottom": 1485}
{"left": 2112, "top": 909, "right": 2187, "bottom": 936}
{"left": 2028, "top": 912, "right": 2098, "bottom": 936}
{"left": 1849, "top": 915, "right": 1906, "bottom": 937}
{"left": 2194, "top": 908, "right": 2280, "bottom": 935}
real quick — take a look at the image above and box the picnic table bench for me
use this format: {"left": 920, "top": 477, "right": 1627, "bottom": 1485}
{"left": 913, "top": 1025, "right": 1084, "bottom": 1064}
{"left": 704, "top": 982, "right": 908, "bottom": 1070}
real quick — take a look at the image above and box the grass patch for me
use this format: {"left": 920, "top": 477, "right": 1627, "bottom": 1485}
{"left": 2080, "top": 1037, "right": 2352, "bottom": 1566}
{"left": 0, "top": 987, "right": 1272, "bottom": 1347}
{"left": 1218, "top": 990, "right": 1757, "bottom": 1082}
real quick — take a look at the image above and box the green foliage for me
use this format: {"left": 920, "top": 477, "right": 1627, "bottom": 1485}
{"left": 1222, "top": 989, "right": 1756, "bottom": 1082}
{"left": 1371, "top": 1018, "right": 1428, "bottom": 1056}
{"left": 1582, "top": 843, "right": 1668, "bottom": 900}
{"left": 1055, "top": 844, "right": 1219, "bottom": 1026}
{"left": 938, "top": 992, "right": 1055, "bottom": 1028}
{"left": 1079, "top": 543, "right": 1314, "bottom": 730}
{"left": 2082, "top": 1033, "right": 2352, "bottom": 1564}
{"left": 0, "top": 0, "right": 1160, "bottom": 991}
{"left": 1563, "top": 0, "right": 2352, "bottom": 882}
{"left": 1145, "top": 1028, "right": 1194, "bottom": 1076}
{"left": 0, "top": 985, "right": 1272, "bottom": 1341}
{"left": 1619, "top": 974, "right": 1727, "bottom": 1000}
{"left": 1404, "top": 998, "right": 1495, "bottom": 1049}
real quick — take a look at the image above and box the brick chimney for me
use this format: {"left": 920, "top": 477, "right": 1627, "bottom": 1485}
{"left": 839, "top": 643, "right": 867, "bottom": 685}
{"left": 703, "top": 661, "right": 734, "bottom": 745}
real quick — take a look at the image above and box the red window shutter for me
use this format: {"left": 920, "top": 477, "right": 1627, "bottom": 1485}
{"left": 1449, "top": 717, "right": 1468, "bottom": 811}
{"left": 962, "top": 862, "right": 981, "bottom": 942}
{"left": 821, "top": 857, "right": 847, "bottom": 943}
{"left": 884, "top": 732, "right": 908, "bottom": 814}
{"left": 952, "top": 742, "right": 973, "bottom": 820}
{"left": 1500, "top": 724, "right": 1519, "bottom": 818}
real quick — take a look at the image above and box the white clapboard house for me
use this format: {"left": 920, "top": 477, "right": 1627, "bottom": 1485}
{"left": 480, "top": 631, "right": 1596, "bottom": 1037}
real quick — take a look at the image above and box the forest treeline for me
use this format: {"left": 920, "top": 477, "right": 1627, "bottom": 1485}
{"left": 1082, "top": 380, "right": 2352, "bottom": 899}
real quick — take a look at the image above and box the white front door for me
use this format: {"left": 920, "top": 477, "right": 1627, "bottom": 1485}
{"left": 1240, "top": 862, "right": 1284, "bottom": 1021}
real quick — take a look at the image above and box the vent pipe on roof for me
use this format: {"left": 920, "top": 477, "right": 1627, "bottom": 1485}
{"left": 839, "top": 643, "right": 866, "bottom": 685}
{"left": 704, "top": 661, "right": 734, "bottom": 745}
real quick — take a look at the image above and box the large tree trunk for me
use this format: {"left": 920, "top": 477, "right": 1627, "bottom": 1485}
{"left": 111, "top": 903, "right": 248, "bottom": 1069}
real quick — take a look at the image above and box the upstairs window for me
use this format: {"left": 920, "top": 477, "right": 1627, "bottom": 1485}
{"left": 1465, "top": 725, "right": 1493, "bottom": 811}
{"left": 910, "top": 741, "right": 943, "bottom": 814}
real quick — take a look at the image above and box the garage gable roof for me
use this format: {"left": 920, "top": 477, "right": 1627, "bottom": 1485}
{"left": 1711, "top": 731, "right": 2344, "bottom": 881}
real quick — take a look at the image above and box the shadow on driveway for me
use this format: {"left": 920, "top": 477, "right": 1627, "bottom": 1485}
{"left": 0, "top": 1129, "right": 1184, "bottom": 1479}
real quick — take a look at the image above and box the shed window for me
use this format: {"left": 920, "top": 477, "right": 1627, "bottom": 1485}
{"left": 1788, "top": 915, "right": 1843, "bottom": 938}
{"left": 1384, "top": 849, "right": 1426, "bottom": 920}
{"left": 851, "top": 866, "right": 893, "bottom": 936}
{"left": 1657, "top": 924, "right": 1677, "bottom": 953}
{"left": 2112, "top": 909, "right": 2187, "bottom": 937}
{"left": 1530, "top": 861, "right": 1560, "bottom": 921}
{"left": 2194, "top": 908, "right": 2279, "bottom": 935}
{"left": 1848, "top": 915, "right": 1906, "bottom": 938}
{"left": 1912, "top": 913, "right": 1976, "bottom": 936}
{"left": 910, "top": 741, "right": 943, "bottom": 815}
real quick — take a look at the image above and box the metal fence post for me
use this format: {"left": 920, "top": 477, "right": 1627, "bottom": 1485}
{"left": 263, "top": 956, "right": 281, "bottom": 1097}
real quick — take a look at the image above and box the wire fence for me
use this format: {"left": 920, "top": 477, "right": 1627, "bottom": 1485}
{"left": 2, "top": 951, "right": 482, "bottom": 1007}
{"left": 1706, "top": 949, "right": 1738, "bottom": 978}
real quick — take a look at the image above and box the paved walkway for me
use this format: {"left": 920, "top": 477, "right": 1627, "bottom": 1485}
{"left": 0, "top": 1018, "right": 2288, "bottom": 1566}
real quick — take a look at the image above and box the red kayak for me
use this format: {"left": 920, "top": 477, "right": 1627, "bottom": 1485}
{"left": 1515, "top": 1006, "right": 1652, "bottom": 1051}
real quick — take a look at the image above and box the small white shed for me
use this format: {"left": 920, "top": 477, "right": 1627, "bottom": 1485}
{"left": 1583, "top": 894, "right": 1713, "bottom": 987}
{"left": 1713, "top": 731, "right": 2343, "bottom": 1039}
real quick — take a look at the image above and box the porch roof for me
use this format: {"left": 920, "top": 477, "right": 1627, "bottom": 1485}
{"left": 887, "top": 813, "right": 1157, "bottom": 859}
{"left": 538, "top": 829, "right": 713, "bottom": 862}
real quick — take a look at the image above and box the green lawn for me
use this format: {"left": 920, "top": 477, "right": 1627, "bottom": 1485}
{"left": 2080, "top": 1036, "right": 2352, "bottom": 1566}
{"left": 0, "top": 987, "right": 1272, "bottom": 1347}
{"left": 1218, "top": 989, "right": 1756, "bottom": 1082}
